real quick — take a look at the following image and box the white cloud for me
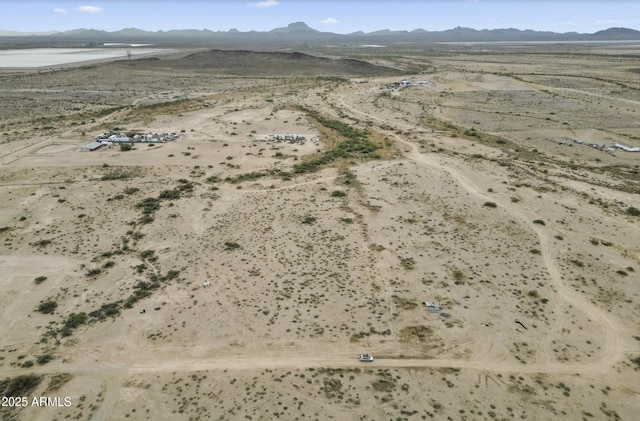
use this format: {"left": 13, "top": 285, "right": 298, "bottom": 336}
{"left": 53, "top": 8, "right": 67, "bottom": 15}
{"left": 75, "top": 5, "right": 103, "bottom": 14}
{"left": 321, "top": 17, "right": 339, "bottom": 25}
{"left": 253, "top": 0, "right": 278, "bottom": 8}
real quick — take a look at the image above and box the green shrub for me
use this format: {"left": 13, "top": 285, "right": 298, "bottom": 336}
{"left": 627, "top": 207, "right": 640, "bottom": 217}
{"left": 119, "top": 143, "right": 133, "bottom": 151}
{"left": 89, "top": 302, "right": 121, "bottom": 319}
{"left": 63, "top": 312, "right": 87, "bottom": 329}
{"left": 34, "top": 276, "right": 47, "bottom": 285}
{"left": 135, "top": 197, "right": 161, "bottom": 214}
{"left": 139, "top": 215, "right": 154, "bottom": 224}
{"left": 31, "top": 239, "right": 52, "bottom": 248}
{"left": 36, "top": 354, "right": 54, "bottom": 365}
{"left": 37, "top": 300, "right": 57, "bottom": 314}
{"left": 158, "top": 189, "right": 180, "bottom": 200}
{"left": 86, "top": 268, "right": 101, "bottom": 277}
{"left": 140, "top": 250, "right": 157, "bottom": 261}
{"left": 302, "top": 215, "right": 317, "bottom": 224}
{"left": 101, "top": 171, "right": 132, "bottom": 181}
{"left": 224, "top": 241, "right": 241, "bottom": 251}
{"left": 3, "top": 375, "right": 42, "bottom": 396}
{"left": 570, "top": 259, "right": 584, "bottom": 268}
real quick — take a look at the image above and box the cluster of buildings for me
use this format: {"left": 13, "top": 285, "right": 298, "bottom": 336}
{"left": 557, "top": 138, "right": 639, "bottom": 154}
{"left": 82, "top": 129, "right": 180, "bottom": 151}
{"left": 399, "top": 79, "right": 431, "bottom": 87}
{"left": 250, "top": 134, "right": 319, "bottom": 145}
{"left": 96, "top": 129, "right": 180, "bottom": 143}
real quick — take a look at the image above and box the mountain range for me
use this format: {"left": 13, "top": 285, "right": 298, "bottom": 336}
{"left": 2, "top": 22, "right": 640, "bottom": 45}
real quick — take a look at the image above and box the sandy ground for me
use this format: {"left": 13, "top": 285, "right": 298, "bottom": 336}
{"left": 0, "top": 49, "right": 639, "bottom": 420}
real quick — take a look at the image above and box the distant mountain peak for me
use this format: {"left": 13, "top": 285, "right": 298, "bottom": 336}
{"left": 270, "top": 21, "right": 318, "bottom": 34}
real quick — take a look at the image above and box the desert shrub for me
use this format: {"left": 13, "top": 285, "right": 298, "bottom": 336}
{"left": 400, "top": 257, "right": 416, "bottom": 270}
{"left": 86, "top": 268, "right": 101, "bottom": 277}
{"left": 102, "top": 261, "right": 115, "bottom": 269}
{"left": 119, "top": 143, "right": 133, "bottom": 151}
{"left": 123, "top": 187, "right": 139, "bottom": 195}
{"left": 2, "top": 374, "right": 42, "bottom": 396}
{"left": 533, "top": 219, "right": 545, "bottom": 225}
{"left": 135, "top": 197, "right": 161, "bottom": 214}
{"left": 37, "top": 300, "right": 57, "bottom": 314}
{"left": 340, "top": 217, "right": 354, "bottom": 224}
{"left": 302, "top": 215, "right": 316, "bottom": 224}
{"left": 331, "top": 190, "right": 347, "bottom": 197}
{"left": 140, "top": 250, "right": 157, "bottom": 261}
{"left": 177, "top": 181, "right": 194, "bottom": 192}
{"left": 453, "top": 269, "right": 465, "bottom": 281}
{"left": 570, "top": 259, "right": 584, "bottom": 268}
{"left": 89, "top": 302, "right": 121, "bottom": 319}
{"left": 483, "top": 201, "right": 497, "bottom": 208}
{"left": 101, "top": 171, "right": 132, "bottom": 181}
{"left": 139, "top": 215, "right": 154, "bottom": 224}
{"left": 31, "top": 239, "right": 52, "bottom": 248}
{"left": 36, "top": 354, "right": 54, "bottom": 365}
{"left": 627, "top": 207, "right": 640, "bottom": 217}
{"left": 530, "top": 249, "right": 541, "bottom": 254}
{"left": 224, "top": 241, "right": 241, "bottom": 251}
{"left": 63, "top": 312, "right": 87, "bottom": 329}
{"left": 158, "top": 189, "right": 180, "bottom": 200}
{"left": 34, "top": 276, "right": 47, "bottom": 285}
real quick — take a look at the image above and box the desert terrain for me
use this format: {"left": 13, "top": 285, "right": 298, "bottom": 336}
{"left": 0, "top": 45, "right": 639, "bottom": 420}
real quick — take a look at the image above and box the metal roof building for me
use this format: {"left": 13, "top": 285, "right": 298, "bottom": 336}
{"left": 81, "top": 141, "right": 105, "bottom": 151}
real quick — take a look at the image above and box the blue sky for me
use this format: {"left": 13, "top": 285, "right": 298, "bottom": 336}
{"left": 2, "top": 1, "right": 639, "bottom": 34}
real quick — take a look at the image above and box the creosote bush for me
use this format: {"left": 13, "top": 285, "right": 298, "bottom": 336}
{"left": 224, "top": 241, "right": 241, "bottom": 251}
{"left": 37, "top": 300, "right": 57, "bottom": 314}
{"left": 34, "top": 276, "right": 47, "bottom": 285}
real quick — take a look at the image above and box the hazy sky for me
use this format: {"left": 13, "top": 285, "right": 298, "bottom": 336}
{"left": 2, "top": 1, "right": 640, "bottom": 34}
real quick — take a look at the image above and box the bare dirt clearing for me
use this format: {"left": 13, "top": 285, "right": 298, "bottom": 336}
{"left": 0, "top": 47, "right": 638, "bottom": 420}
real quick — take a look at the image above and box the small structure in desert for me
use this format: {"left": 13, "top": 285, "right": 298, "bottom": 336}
{"left": 424, "top": 301, "right": 441, "bottom": 313}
